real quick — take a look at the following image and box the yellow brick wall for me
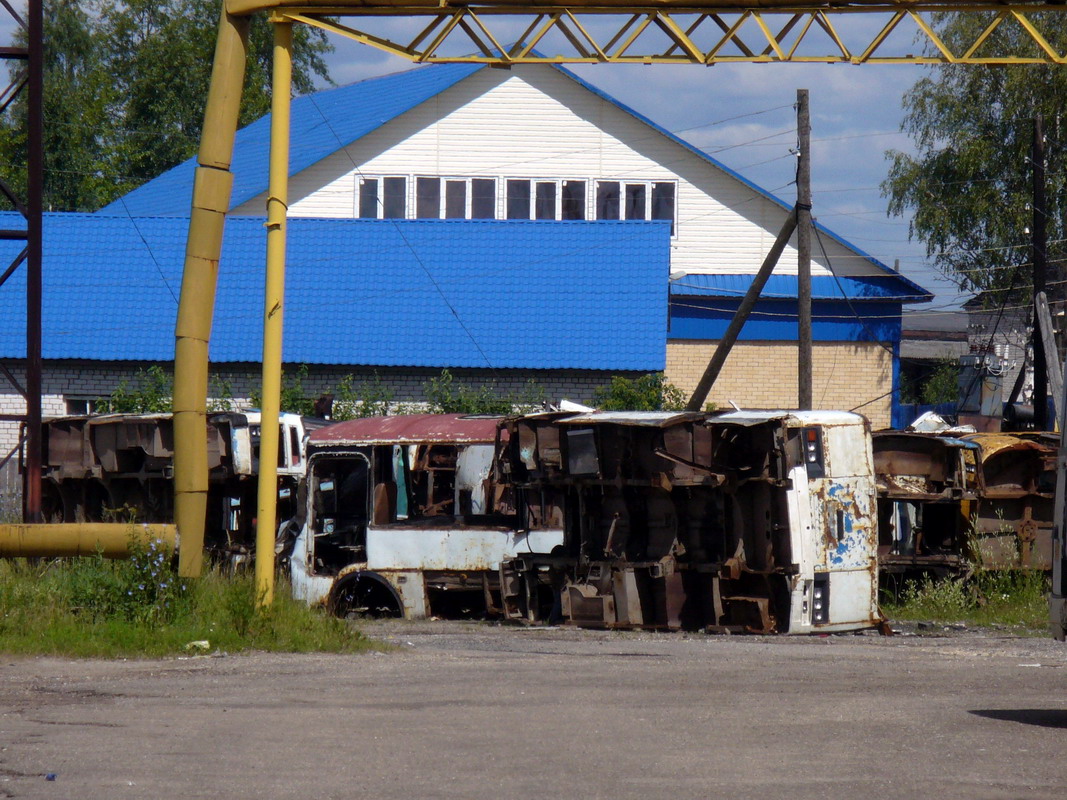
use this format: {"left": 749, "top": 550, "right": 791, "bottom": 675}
{"left": 666, "top": 340, "right": 893, "bottom": 429}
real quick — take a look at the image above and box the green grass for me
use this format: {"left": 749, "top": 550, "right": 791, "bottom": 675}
{"left": 882, "top": 569, "right": 1050, "bottom": 632}
{"left": 0, "top": 545, "right": 380, "bottom": 658}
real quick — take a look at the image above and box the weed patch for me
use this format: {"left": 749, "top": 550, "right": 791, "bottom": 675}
{"left": 883, "top": 569, "right": 1049, "bottom": 631}
{"left": 0, "top": 549, "right": 377, "bottom": 658}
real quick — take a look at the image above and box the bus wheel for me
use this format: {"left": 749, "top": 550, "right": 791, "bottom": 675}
{"left": 327, "top": 573, "right": 402, "bottom": 619}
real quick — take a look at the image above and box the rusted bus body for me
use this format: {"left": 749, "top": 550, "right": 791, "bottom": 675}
{"left": 38, "top": 412, "right": 315, "bottom": 556}
{"left": 872, "top": 431, "right": 1057, "bottom": 575}
{"left": 497, "top": 410, "right": 883, "bottom": 635}
{"left": 964, "top": 433, "right": 1057, "bottom": 570}
{"left": 872, "top": 432, "right": 981, "bottom": 577}
{"left": 288, "top": 414, "right": 562, "bottom": 619}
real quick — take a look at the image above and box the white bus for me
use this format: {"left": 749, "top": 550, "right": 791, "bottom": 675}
{"left": 287, "top": 414, "right": 562, "bottom": 618}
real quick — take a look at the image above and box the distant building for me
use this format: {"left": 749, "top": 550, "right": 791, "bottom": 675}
{"left": 899, "top": 308, "right": 970, "bottom": 399}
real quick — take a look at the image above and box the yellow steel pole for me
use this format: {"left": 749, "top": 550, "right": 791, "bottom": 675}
{"left": 254, "top": 20, "right": 293, "bottom": 608}
{"left": 174, "top": 8, "right": 249, "bottom": 578}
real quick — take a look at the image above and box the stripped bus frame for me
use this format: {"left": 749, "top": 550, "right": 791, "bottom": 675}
{"left": 872, "top": 431, "right": 1057, "bottom": 579}
{"left": 497, "top": 409, "right": 883, "bottom": 634}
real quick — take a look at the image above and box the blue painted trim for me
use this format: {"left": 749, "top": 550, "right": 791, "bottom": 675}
{"left": 670, "top": 273, "right": 928, "bottom": 304}
{"left": 668, "top": 298, "right": 902, "bottom": 343}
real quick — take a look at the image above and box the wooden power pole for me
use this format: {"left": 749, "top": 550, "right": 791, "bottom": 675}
{"left": 797, "top": 89, "right": 813, "bottom": 409}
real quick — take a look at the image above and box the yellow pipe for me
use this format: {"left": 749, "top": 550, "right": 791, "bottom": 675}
{"left": 0, "top": 524, "right": 177, "bottom": 559}
{"left": 255, "top": 21, "right": 293, "bottom": 608}
{"left": 174, "top": 8, "right": 249, "bottom": 579}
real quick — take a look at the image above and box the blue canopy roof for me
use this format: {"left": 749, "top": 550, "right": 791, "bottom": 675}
{"left": 0, "top": 213, "right": 669, "bottom": 371}
{"left": 670, "top": 272, "right": 931, "bottom": 304}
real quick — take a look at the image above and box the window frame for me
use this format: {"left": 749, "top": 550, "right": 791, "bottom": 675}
{"left": 357, "top": 175, "right": 409, "bottom": 219}
{"left": 596, "top": 179, "right": 678, "bottom": 236}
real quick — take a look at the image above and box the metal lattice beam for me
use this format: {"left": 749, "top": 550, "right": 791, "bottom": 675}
{"left": 241, "top": 2, "right": 1067, "bottom": 65}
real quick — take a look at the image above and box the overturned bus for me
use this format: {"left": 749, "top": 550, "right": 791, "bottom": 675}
{"left": 287, "top": 414, "right": 562, "bottom": 619}
{"left": 872, "top": 430, "right": 1056, "bottom": 577}
{"left": 496, "top": 410, "right": 884, "bottom": 634}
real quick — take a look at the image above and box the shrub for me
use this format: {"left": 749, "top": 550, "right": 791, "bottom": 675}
{"left": 424, "top": 369, "right": 544, "bottom": 415}
{"left": 592, "top": 373, "right": 686, "bottom": 411}
{"left": 98, "top": 365, "right": 173, "bottom": 413}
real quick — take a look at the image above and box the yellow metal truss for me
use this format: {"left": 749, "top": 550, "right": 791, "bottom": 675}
{"left": 229, "top": 2, "right": 1067, "bottom": 65}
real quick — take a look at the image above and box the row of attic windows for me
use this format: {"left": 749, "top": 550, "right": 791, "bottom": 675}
{"left": 357, "top": 176, "right": 676, "bottom": 231}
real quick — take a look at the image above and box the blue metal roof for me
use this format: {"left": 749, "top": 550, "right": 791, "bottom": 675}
{"left": 0, "top": 212, "right": 668, "bottom": 370}
{"left": 669, "top": 273, "right": 930, "bottom": 304}
{"left": 102, "top": 64, "right": 482, "bottom": 216}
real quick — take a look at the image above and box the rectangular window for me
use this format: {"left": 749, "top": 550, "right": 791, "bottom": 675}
{"left": 535, "top": 182, "right": 556, "bottom": 220}
{"left": 416, "top": 177, "right": 440, "bottom": 219}
{"left": 652, "top": 182, "right": 676, "bottom": 234}
{"left": 597, "top": 181, "right": 620, "bottom": 220}
{"left": 445, "top": 180, "right": 466, "bottom": 219}
{"left": 562, "top": 180, "right": 585, "bottom": 220}
{"left": 507, "top": 179, "right": 531, "bottom": 220}
{"left": 625, "top": 183, "right": 647, "bottom": 220}
{"left": 358, "top": 178, "right": 378, "bottom": 219}
{"left": 382, "top": 177, "right": 406, "bottom": 219}
{"left": 64, "top": 397, "right": 97, "bottom": 415}
{"left": 471, "top": 179, "right": 496, "bottom": 219}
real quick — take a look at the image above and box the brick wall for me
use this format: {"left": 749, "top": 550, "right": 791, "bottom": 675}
{"left": 665, "top": 340, "right": 893, "bottom": 429}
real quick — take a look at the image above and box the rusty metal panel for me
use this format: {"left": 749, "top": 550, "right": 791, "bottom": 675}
{"left": 309, "top": 413, "right": 502, "bottom": 447}
{"left": 873, "top": 432, "right": 980, "bottom": 500}
{"left": 43, "top": 417, "right": 91, "bottom": 474}
{"left": 966, "top": 433, "right": 1056, "bottom": 570}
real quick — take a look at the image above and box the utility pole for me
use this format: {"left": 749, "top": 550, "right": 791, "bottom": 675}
{"left": 797, "top": 89, "right": 813, "bottom": 409}
{"left": 1033, "top": 114, "right": 1048, "bottom": 429}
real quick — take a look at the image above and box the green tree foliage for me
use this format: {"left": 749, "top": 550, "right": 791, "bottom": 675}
{"left": 330, "top": 374, "right": 395, "bottom": 420}
{"left": 883, "top": 12, "right": 1067, "bottom": 297}
{"left": 592, "top": 373, "right": 686, "bottom": 411}
{"left": 883, "top": 13, "right": 1067, "bottom": 297}
{"left": 98, "top": 365, "right": 173, "bottom": 413}
{"left": 424, "top": 369, "right": 545, "bottom": 415}
{"left": 0, "top": 0, "right": 332, "bottom": 211}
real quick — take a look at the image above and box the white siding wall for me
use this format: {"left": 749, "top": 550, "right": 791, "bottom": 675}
{"left": 232, "top": 66, "right": 877, "bottom": 279}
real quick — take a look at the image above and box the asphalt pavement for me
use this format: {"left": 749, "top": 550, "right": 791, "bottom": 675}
{"left": 0, "top": 620, "right": 1064, "bottom": 799}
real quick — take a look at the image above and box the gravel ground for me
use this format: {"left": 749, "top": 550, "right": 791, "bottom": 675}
{"left": 0, "top": 620, "right": 1064, "bottom": 799}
